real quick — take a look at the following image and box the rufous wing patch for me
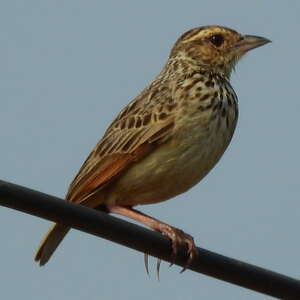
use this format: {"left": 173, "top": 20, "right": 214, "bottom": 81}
{"left": 66, "top": 143, "right": 154, "bottom": 205}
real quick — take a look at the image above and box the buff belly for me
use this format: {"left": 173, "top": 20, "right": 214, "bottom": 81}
{"left": 104, "top": 111, "right": 236, "bottom": 206}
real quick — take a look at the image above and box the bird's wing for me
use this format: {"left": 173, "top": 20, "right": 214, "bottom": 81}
{"left": 66, "top": 85, "right": 177, "bottom": 205}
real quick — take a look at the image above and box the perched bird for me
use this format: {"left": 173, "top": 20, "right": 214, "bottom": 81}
{"left": 35, "top": 25, "right": 270, "bottom": 270}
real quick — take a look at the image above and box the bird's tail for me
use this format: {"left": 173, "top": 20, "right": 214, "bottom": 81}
{"left": 34, "top": 223, "right": 70, "bottom": 266}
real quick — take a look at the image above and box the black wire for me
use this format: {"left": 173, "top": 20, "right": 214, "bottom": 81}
{"left": 0, "top": 179, "right": 299, "bottom": 299}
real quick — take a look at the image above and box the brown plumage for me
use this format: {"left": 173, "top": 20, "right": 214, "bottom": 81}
{"left": 35, "top": 25, "right": 270, "bottom": 269}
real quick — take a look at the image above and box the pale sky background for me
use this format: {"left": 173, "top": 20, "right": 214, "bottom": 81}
{"left": 0, "top": 1, "right": 299, "bottom": 299}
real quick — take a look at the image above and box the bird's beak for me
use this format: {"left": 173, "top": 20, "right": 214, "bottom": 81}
{"left": 232, "top": 35, "right": 271, "bottom": 55}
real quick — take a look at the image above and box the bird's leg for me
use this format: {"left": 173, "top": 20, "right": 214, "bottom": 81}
{"left": 106, "top": 205, "right": 198, "bottom": 274}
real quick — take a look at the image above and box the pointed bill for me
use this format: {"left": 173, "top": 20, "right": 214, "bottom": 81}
{"left": 233, "top": 35, "right": 271, "bottom": 55}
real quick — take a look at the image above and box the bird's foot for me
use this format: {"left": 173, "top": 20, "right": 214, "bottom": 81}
{"left": 143, "top": 225, "right": 198, "bottom": 278}
{"left": 157, "top": 223, "right": 198, "bottom": 273}
{"left": 106, "top": 205, "right": 198, "bottom": 276}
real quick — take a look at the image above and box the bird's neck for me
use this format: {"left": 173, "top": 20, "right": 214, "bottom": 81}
{"left": 162, "top": 55, "right": 231, "bottom": 82}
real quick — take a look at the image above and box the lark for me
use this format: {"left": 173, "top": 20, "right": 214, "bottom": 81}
{"left": 35, "top": 26, "right": 270, "bottom": 271}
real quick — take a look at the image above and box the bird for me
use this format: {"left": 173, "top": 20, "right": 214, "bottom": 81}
{"left": 35, "top": 25, "right": 270, "bottom": 271}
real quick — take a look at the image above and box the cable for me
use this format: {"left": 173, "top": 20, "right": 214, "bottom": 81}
{"left": 0, "top": 179, "right": 299, "bottom": 299}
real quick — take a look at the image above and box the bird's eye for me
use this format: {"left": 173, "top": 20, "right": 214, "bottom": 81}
{"left": 209, "top": 34, "right": 224, "bottom": 47}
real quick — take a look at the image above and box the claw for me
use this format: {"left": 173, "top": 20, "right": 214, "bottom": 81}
{"left": 156, "top": 258, "right": 161, "bottom": 281}
{"left": 180, "top": 240, "right": 198, "bottom": 273}
{"left": 169, "top": 244, "right": 177, "bottom": 267}
{"left": 156, "top": 223, "right": 198, "bottom": 273}
{"left": 107, "top": 206, "right": 198, "bottom": 276}
{"left": 168, "top": 246, "right": 176, "bottom": 268}
{"left": 144, "top": 228, "right": 198, "bottom": 276}
{"left": 144, "top": 253, "right": 150, "bottom": 277}
{"left": 144, "top": 254, "right": 162, "bottom": 279}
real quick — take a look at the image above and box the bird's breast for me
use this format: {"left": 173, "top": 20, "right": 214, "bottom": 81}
{"left": 106, "top": 77, "right": 238, "bottom": 206}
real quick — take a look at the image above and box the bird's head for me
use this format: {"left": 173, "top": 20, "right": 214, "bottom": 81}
{"left": 170, "top": 25, "right": 271, "bottom": 78}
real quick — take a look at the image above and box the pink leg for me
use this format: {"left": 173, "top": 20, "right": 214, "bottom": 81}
{"left": 107, "top": 205, "right": 198, "bottom": 273}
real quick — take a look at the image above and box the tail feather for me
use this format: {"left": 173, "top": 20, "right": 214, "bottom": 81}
{"left": 35, "top": 223, "right": 70, "bottom": 266}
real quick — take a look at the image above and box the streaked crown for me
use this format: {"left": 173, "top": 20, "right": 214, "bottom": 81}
{"left": 170, "top": 25, "right": 270, "bottom": 78}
